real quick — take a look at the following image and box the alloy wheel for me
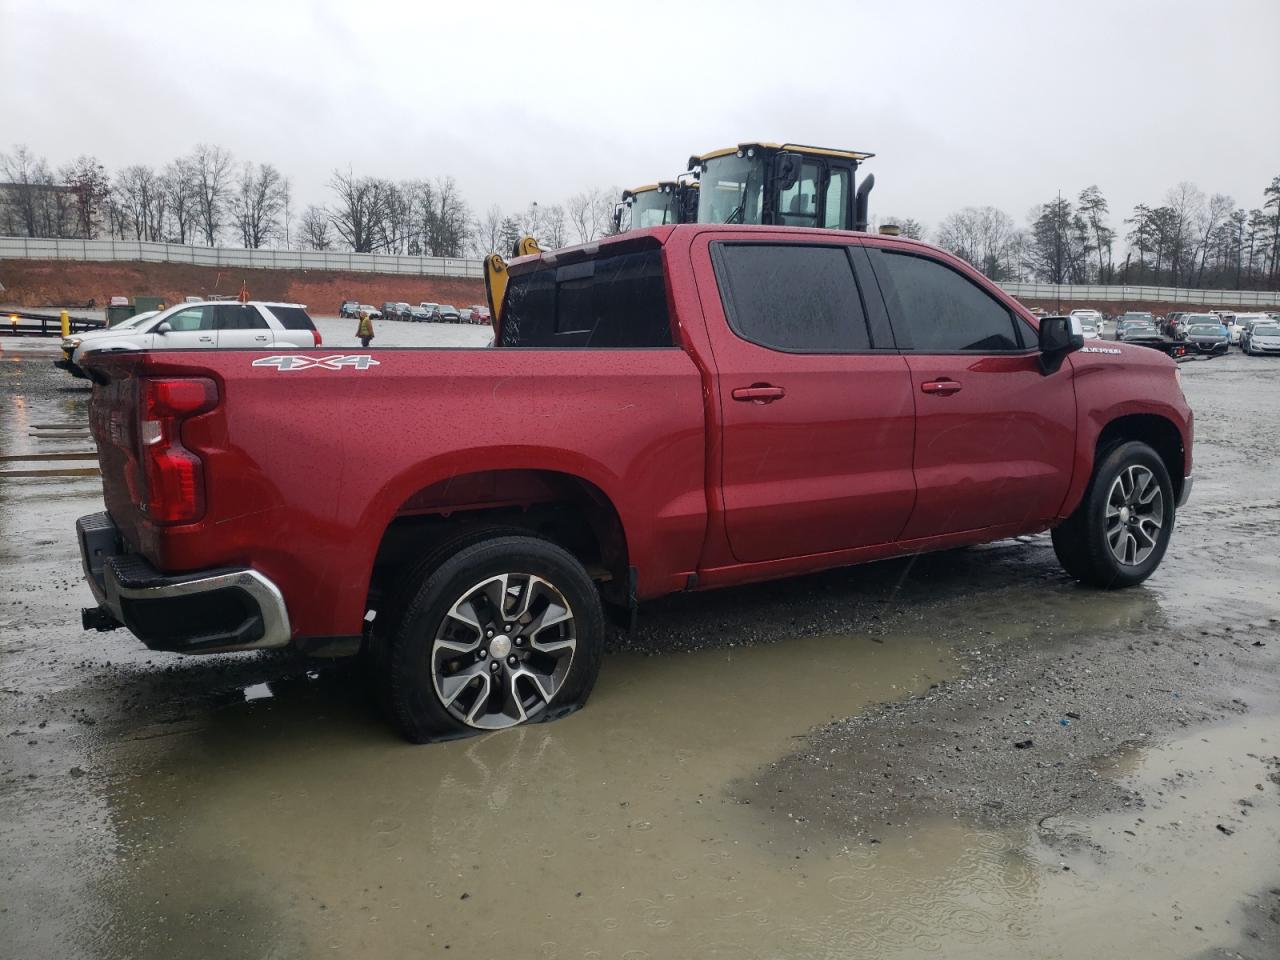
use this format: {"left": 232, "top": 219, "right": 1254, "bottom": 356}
{"left": 1105, "top": 465, "right": 1164, "bottom": 566}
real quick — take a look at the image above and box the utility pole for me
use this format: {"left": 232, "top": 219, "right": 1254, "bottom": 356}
{"left": 1056, "top": 189, "right": 1063, "bottom": 314}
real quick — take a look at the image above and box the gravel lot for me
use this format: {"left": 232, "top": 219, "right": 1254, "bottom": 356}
{"left": 0, "top": 334, "right": 1277, "bottom": 959}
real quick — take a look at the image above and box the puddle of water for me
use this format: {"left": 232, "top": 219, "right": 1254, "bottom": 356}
{"left": 90, "top": 631, "right": 953, "bottom": 959}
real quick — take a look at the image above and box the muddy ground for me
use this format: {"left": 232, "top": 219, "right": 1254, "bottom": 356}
{"left": 1, "top": 335, "right": 1278, "bottom": 959}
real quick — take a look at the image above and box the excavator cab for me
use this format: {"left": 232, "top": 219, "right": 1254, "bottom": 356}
{"left": 687, "top": 142, "right": 874, "bottom": 231}
{"left": 614, "top": 178, "right": 700, "bottom": 232}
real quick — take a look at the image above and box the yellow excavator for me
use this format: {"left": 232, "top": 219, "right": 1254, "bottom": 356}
{"left": 688, "top": 141, "right": 874, "bottom": 231}
{"left": 486, "top": 142, "right": 876, "bottom": 327}
{"left": 613, "top": 178, "right": 700, "bottom": 232}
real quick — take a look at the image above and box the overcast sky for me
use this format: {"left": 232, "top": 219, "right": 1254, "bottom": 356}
{"left": 4, "top": 0, "right": 1278, "bottom": 235}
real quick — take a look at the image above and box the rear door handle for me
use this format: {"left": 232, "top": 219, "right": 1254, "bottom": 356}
{"left": 732, "top": 385, "right": 786, "bottom": 403}
{"left": 254, "top": 335, "right": 269, "bottom": 341}
{"left": 198, "top": 336, "right": 213, "bottom": 342}
{"left": 920, "top": 379, "right": 962, "bottom": 395}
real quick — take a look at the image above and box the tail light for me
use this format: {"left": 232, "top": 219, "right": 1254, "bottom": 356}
{"left": 312, "top": 328, "right": 322, "bottom": 347}
{"left": 136, "top": 377, "right": 218, "bottom": 524}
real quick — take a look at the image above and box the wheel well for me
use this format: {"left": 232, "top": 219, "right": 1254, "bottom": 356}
{"left": 368, "top": 469, "right": 630, "bottom": 610}
{"left": 1096, "top": 415, "right": 1185, "bottom": 500}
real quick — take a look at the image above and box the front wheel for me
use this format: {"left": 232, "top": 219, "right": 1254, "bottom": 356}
{"left": 1052, "top": 440, "right": 1175, "bottom": 588}
{"left": 382, "top": 535, "right": 605, "bottom": 742}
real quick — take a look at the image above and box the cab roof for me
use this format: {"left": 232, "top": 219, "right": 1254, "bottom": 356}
{"left": 689, "top": 142, "right": 875, "bottom": 168}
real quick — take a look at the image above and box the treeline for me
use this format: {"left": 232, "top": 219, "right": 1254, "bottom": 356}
{"left": 3, "top": 143, "right": 1278, "bottom": 289}
{"left": 902, "top": 177, "right": 1280, "bottom": 290}
{"left": 0, "top": 144, "right": 619, "bottom": 259}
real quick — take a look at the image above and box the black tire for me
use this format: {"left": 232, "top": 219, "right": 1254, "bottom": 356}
{"left": 1052, "top": 440, "right": 1175, "bottom": 588}
{"left": 382, "top": 534, "right": 604, "bottom": 743}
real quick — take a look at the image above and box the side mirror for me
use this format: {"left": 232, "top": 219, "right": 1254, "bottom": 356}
{"left": 155, "top": 320, "right": 171, "bottom": 335}
{"left": 775, "top": 151, "right": 802, "bottom": 191}
{"left": 1038, "top": 315, "right": 1083, "bottom": 375}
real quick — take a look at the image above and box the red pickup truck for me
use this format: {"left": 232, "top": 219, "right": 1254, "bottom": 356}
{"left": 77, "top": 225, "right": 1193, "bottom": 741}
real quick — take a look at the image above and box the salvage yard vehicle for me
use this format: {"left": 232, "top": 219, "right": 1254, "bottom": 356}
{"left": 432, "top": 304, "right": 460, "bottom": 323}
{"left": 359, "top": 304, "right": 380, "bottom": 319}
{"left": 339, "top": 300, "right": 360, "bottom": 318}
{"left": 689, "top": 142, "right": 875, "bottom": 230}
{"left": 1182, "top": 317, "right": 1231, "bottom": 356}
{"left": 1244, "top": 322, "right": 1280, "bottom": 355}
{"left": 56, "top": 301, "right": 321, "bottom": 379}
{"left": 76, "top": 225, "right": 1193, "bottom": 743}
{"left": 1069, "top": 308, "right": 1104, "bottom": 336}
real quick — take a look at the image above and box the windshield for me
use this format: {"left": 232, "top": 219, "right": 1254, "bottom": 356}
{"left": 630, "top": 190, "right": 676, "bottom": 229}
{"left": 112, "top": 310, "right": 159, "bottom": 330}
{"left": 697, "top": 154, "right": 764, "bottom": 224}
{"left": 1188, "top": 325, "right": 1224, "bottom": 335}
{"left": 1253, "top": 326, "right": 1280, "bottom": 337}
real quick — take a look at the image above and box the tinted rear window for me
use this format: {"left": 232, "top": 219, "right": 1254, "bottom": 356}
{"left": 501, "top": 249, "right": 673, "bottom": 348}
{"left": 266, "top": 306, "right": 316, "bottom": 330}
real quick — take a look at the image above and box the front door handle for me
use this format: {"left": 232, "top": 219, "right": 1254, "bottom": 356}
{"left": 920, "top": 379, "right": 962, "bottom": 395}
{"left": 254, "top": 335, "right": 269, "bottom": 341}
{"left": 732, "top": 384, "right": 786, "bottom": 403}
{"left": 198, "top": 336, "right": 213, "bottom": 342}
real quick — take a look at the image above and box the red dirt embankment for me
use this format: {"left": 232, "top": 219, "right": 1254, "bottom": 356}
{"left": 0, "top": 259, "right": 485, "bottom": 311}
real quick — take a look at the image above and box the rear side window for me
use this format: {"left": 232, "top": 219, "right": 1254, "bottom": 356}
{"left": 877, "top": 251, "right": 1023, "bottom": 352}
{"left": 265, "top": 306, "right": 316, "bottom": 330}
{"left": 712, "top": 243, "right": 871, "bottom": 352}
{"left": 215, "top": 305, "right": 269, "bottom": 330}
{"left": 501, "top": 249, "right": 673, "bottom": 348}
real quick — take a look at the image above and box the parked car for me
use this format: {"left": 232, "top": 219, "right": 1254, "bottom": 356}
{"left": 433, "top": 304, "right": 461, "bottom": 323}
{"left": 75, "top": 224, "right": 1192, "bottom": 743}
{"left": 458, "top": 308, "right": 474, "bottom": 323}
{"left": 1182, "top": 317, "right": 1231, "bottom": 356}
{"left": 1069, "top": 308, "right": 1103, "bottom": 336}
{"left": 1234, "top": 313, "right": 1271, "bottom": 350}
{"left": 360, "top": 304, "right": 381, "bottom": 319}
{"left": 1244, "top": 322, "right": 1280, "bottom": 356}
{"left": 1078, "top": 320, "right": 1101, "bottom": 340}
{"left": 55, "top": 301, "right": 321, "bottom": 379}
{"left": 410, "top": 306, "right": 431, "bottom": 322}
{"left": 380, "top": 302, "right": 399, "bottom": 320}
{"left": 340, "top": 300, "right": 361, "bottom": 318}
{"left": 1117, "top": 314, "right": 1157, "bottom": 341}
{"left": 420, "top": 302, "right": 439, "bottom": 321}
{"left": 393, "top": 302, "right": 413, "bottom": 320}
{"left": 468, "top": 304, "right": 491, "bottom": 325}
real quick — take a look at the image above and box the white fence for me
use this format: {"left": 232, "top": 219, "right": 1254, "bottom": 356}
{"left": 0, "top": 236, "right": 485, "bottom": 279}
{"left": 998, "top": 281, "right": 1280, "bottom": 309}
{"left": 3, "top": 236, "right": 1278, "bottom": 306}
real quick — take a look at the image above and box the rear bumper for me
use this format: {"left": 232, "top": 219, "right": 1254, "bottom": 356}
{"left": 76, "top": 512, "right": 291, "bottom": 654}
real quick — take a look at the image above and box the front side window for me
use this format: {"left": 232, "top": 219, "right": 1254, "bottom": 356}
{"left": 163, "top": 306, "right": 214, "bottom": 332}
{"left": 878, "top": 251, "right": 1023, "bottom": 352}
{"left": 501, "top": 248, "right": 673, "bottom": 348}
{"left": 713, "top": 243, "right": 871, "bottom": 353}
{"left": 697, "top": 154, "right": 764, "bottom": 225}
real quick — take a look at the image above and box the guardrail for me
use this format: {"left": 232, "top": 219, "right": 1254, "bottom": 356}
{"left": 2, "top": 311, "right": 105, "bottom": 336}
{"left": 998, "top": 281, "right": 1280, "bottom": 308}
{"left": 0, "top": 236, "right": 485, "bottom": 279}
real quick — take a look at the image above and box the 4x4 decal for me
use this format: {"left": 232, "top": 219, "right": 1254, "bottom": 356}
{"left": 252, "top": 355, "right": 381, "bottom": 371}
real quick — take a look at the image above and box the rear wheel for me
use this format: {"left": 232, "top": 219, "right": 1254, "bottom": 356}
{"left": 1052, "top": 440, "right": 1175, "bottom": 588}
{"left": 382, "top": 535, "right": 604, "bottom": 742}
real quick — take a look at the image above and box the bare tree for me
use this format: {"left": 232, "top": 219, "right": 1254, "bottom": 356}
{"left": 937, "top": 206, "right": 1020, "bottom": 281}
{"left": 191, "top": 143, "right": 234, "bottom": 245}
{"left": 163, "top": 158, "right": 198, "bottom": 243}
{"left": 230, "top": 162, "right": 287, "bottom": 249}
{"left": 61, "top": 156, "right": 110, "bottom": 239}
{"left": 327, "top": 168, "right": 393, "bottom": 252}
{"left": 472, "top": 203, "right": 503, "bottom": 256}
{"left": 299, "top": 205, "right": 332, "bottom": 250}
{"left": 0, "top": 145, "right": 57, "bottom": 237}
{"left": 543, "top": 204, "right": 568, "bottom": 248}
